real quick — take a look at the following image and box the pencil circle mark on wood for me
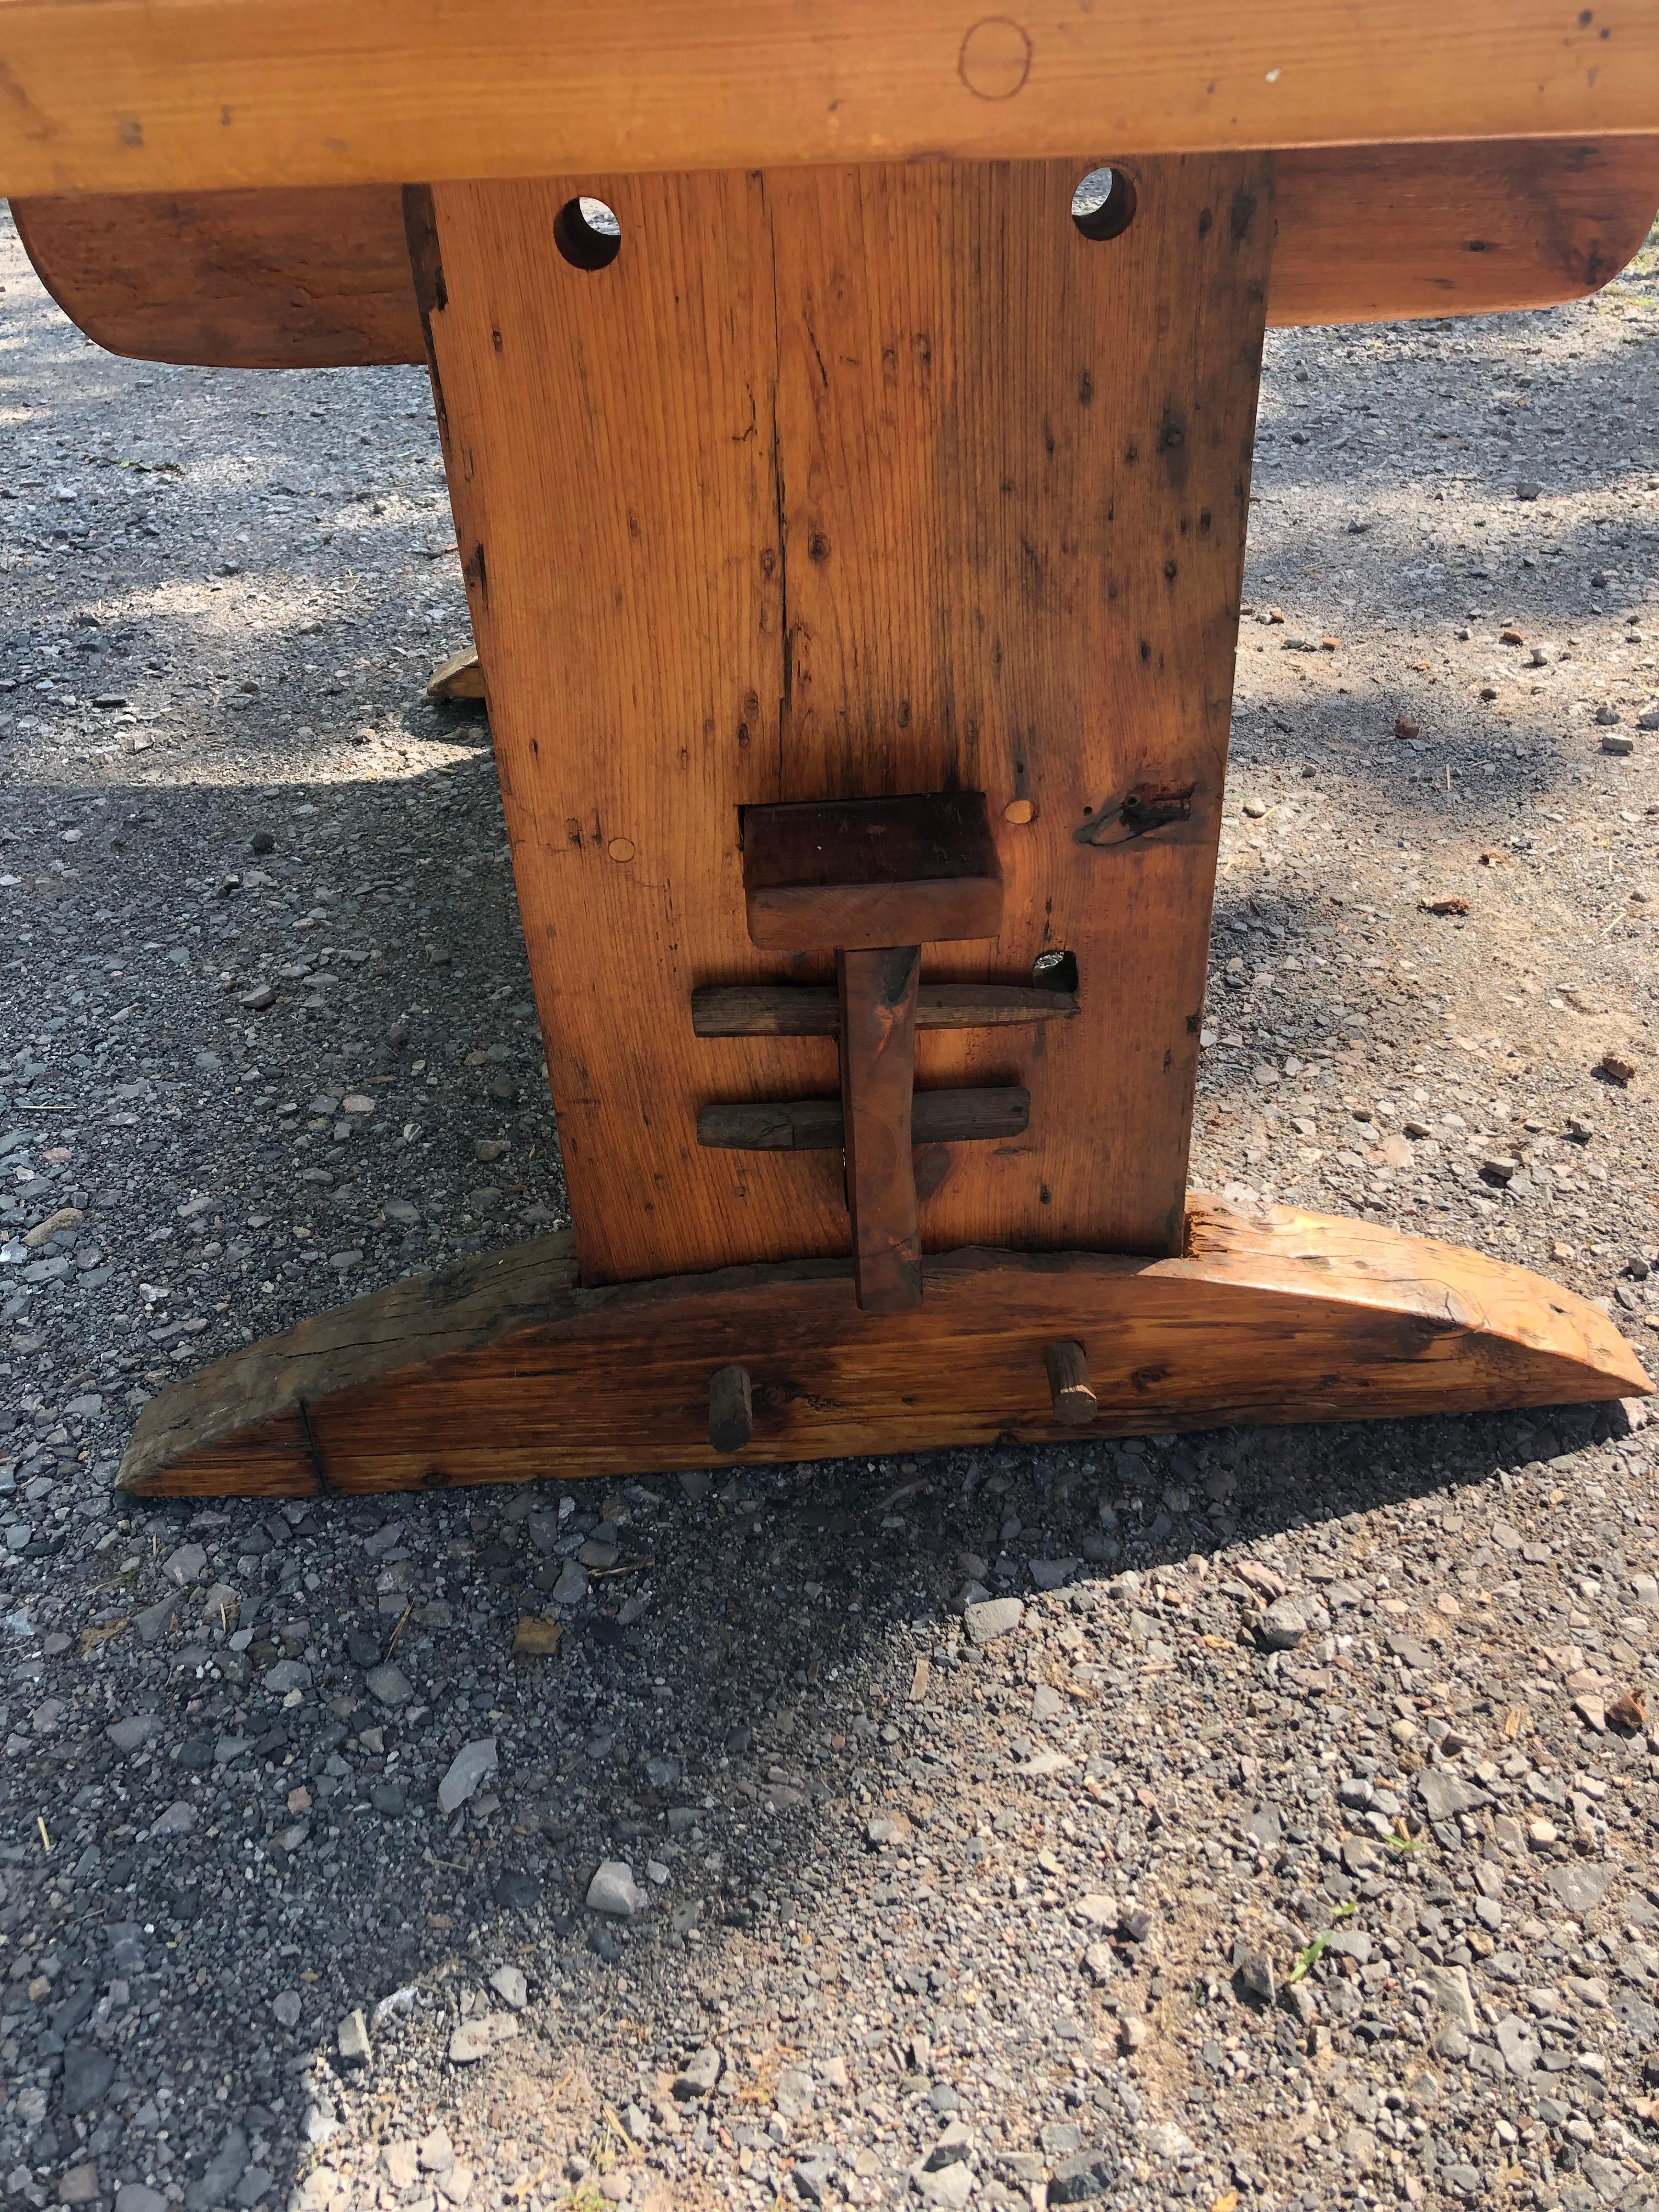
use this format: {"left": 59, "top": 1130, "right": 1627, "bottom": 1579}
{"left": 958, "top": 16, "right": 1032, "bottom": 100}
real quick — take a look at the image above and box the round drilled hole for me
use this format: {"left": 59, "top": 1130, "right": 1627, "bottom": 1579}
{"left": 1070, "top": 166, "right": 1137, "bottom": 242}
{"left": 554, "top": 195, "right": 622, "bottom": 272}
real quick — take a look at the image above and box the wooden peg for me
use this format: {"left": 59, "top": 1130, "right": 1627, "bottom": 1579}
{"left": 708, "top": 1363, "right": 753, "bottom": 1453}
{"left": 1044, "top": 1340, "right": 1097, "bottom": 1425}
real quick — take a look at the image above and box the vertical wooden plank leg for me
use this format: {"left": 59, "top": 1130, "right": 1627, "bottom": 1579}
{"left": 838, "top": 945, "right": 922, "bottom": 1312}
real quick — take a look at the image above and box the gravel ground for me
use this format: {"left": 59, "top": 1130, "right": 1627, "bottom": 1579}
{"left": 2, "top": 201, "right": 1659, "bottom": 2212}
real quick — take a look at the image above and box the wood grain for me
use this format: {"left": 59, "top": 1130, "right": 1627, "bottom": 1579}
{"left": 1271, "top": 136, "right": 1659, "bottom": 325}
{"left": 0, "top": 1, "right": 1654, "bottom": 199}
{"left": 117, "top": 1199, "right": 1652, "bottom": 1498}
{"left": 691, "top": 980, "right": 1079, "bottom": 1036}
{"left": 10, "top": 185, "right": 422, "bottom": 368}
{"left": 16, "top": 139, "right": 1656, "bottom": 371}
{"left": 838, "top": 945, "right": 923, "bottom": 1311}
{"left": 416, "top": 157, "right": 1269, "bottom": 1284}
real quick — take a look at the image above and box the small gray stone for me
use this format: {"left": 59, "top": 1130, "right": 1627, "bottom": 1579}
{"left": 793, "top": 2158, "right": 833, "bottom": 2205}
{"left": 449, "top": 2013, "right": 517, "bottom": 2064}
{"left": 1257, "top": 1597, "right": 1307, "bottom": 1650}
{"left": 1426, "top": 1965, "right": 1479, "bottom": 2034}
{"left": 365, "top": 1663, "right": 413, "bottom": 1707}
{"left": 187, "top": 2128, "right": 247, "bottom": 2211}
{"left": 1549, "top": 1862, "right": 1615, "bottom": 1915}
{"left": 911, "top": 2165, "right": 972, "bottom": 2210}
{"left": 1145, "top": 2123, "right": 1195, "bottom": 2159}
{"left": 673, "top": 2047, "right": 722, "bottom": 2099}
{"left": 1233, "top": 1940, "right": 1276, "bottom": 2004}
{"left": 272, "top": 1990, "right": 302, "bottom": 2029}
{"left": 922, "top": 2120, "right": 972, "bottom": 2171}
{"left": 1496, "top": 2015, "right": 1541, "bottom": 2076}
{"left": 106, "top": 1714, "right": 157, "bottom": 1753}
{"left": 1029, "top": 1558, "right": 1079, "bottom": 1592}
{"left": 116, "top": 2191, "right": 168, "bottom": 2212}
{"left": 488, "top": 1965, "right": 527, "bottom": 2010}
{"left": 262, "top": 1657, "right": 309, "bottom": 1694}
{"left": 586, "top": 1860, "right": 645, "bottom": 1916}
{"left": 963, "top": 1596, "right": 1024, "bottom": 1646}
{"left": 337, "top": 2008, "right": 371, "bottom": 2068}
{"left": 59, "top": 2047, "right": 116, "bottom": 2117}
{"left": 550, "top": 1560, "right": 589, "bottom": 1605}
{"left": 775, "top": 2068, "right": 814, "bottom": 2121}
{"left": 437, "top": 1736, "right": 498, "bottom": 1815}
{"left": 1416, "top": 1769, "right": 1489, "bottom": 1821}
{"left": 163, "top": 1542, "right": 207, "bottom": 1588}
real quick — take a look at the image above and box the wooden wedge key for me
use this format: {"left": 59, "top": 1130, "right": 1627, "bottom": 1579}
{"left": 741, "top": 794, "right": 1003, "bottom": 1312}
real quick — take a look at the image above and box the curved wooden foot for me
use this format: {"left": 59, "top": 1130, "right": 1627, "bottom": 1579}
{"left": 117, "top": 1200, "right": 1651, "bottom": 1499}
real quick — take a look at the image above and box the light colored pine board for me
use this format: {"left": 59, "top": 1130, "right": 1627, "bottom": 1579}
{"left": 117, "top": 1200, "right": 1652, "bottom": 1498}
{"left": 416, "top": 156, "right": 1269, "bottom": 1283}
{"left": 0, "top": 1, "right": 1654, "bottom": 198}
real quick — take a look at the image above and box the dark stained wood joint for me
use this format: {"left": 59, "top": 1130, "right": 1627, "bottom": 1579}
{"left": 697, "top": 1086, "right": 1030, "bottom": 1153}
{"left": 742, "top": 791, "right": 1003, "bottom": 953}
{"left": 690, "top": 980, "right": 1080, "bottom": 1037}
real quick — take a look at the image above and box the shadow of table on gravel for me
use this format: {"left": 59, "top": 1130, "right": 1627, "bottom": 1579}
{"left": 35, "top": 1385, "right": 1647, "bottom": 2212}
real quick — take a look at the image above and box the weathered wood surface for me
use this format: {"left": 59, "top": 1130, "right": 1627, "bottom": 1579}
{"left": 1270, "top": 136, "right": 1659, "bottom": 325}
{"left": 691, "top": 981, "right": 1079, "bottom": 1037}
{"left": 16, "top": 140, "right": 1659, "bottom": 369}
{"left": 117, "top": 1199, "right": 1652, "bottom": 1498}
{"left": 10, "top": 185, "right": 422, "bottom": 369}
{"left": 0, "top": 1, "right": 1654, "bottom": 199}
{"left": 415, "top": 156, "right": 1269, "bottom": 1284}
{"left": 697, "top": 1085, "right": 1030, "bottom": 1153}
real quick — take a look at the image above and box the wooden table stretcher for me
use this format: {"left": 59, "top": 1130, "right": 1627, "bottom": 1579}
{"left": 1, "top": 0, "right": 1654, "bottom": 1496}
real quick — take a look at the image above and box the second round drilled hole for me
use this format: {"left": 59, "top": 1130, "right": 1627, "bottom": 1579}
{"left": 554, "top": 195, "right": 623, "bottom": 272}
{"left": 1070, "top": 167, "right": 1137, "bottom": 243}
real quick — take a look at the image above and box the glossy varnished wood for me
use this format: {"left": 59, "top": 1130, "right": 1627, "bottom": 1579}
{"left": 414, "top": 156, "right": 1270, "bottom": 1284}
{"left": 0, "top": 1, "right": 1654, "bottom": 199}
{"left": 116, "top": 1201, "right": 1651, "bottom": 1499}
{"left": 16, "top": 140, "right": 1659, "bottom": 370}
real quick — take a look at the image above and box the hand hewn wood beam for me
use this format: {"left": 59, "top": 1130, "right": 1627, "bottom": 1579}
{"left": 115, "top": 1201, "right": 1652, "bottom": 1500}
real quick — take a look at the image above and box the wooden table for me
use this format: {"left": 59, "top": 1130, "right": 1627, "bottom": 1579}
{"left": 4, "top": 1, "right": 1654, "bottom": 1497}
